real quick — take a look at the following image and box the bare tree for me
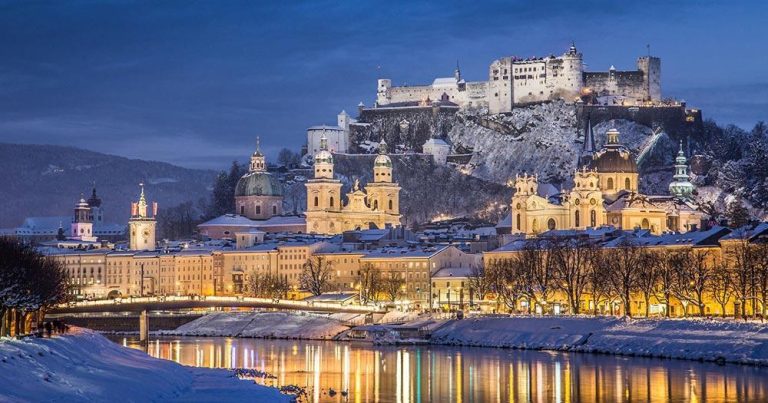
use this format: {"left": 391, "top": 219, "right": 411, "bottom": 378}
{"left": 754, "top": 243, "right": 768, "bottom": 320}
{"left": 466, "top": 264, "right": 491, "bottom": 307}
{"left": 669, "top": 248, "right": 713, "bottom": 317}
{"left": 551, "top": 237, "right": 595, "bottom": 314}
{"left": 300, "top": 256, "right": 332, "bottom": 296}
{"left": 726, "top": 234, "right": 757, "bottom": 319}
{"left": 587, "top": 249, "right": 613, "bottom": 315}
{"left": 247, "top": 272, "right": 289, "bottom": 299}
{"left": 605, "top": 239, "right": 643, "bottom": 317}
{"left": 357, "top": 264, "right": 381, "bottom": 305}
{"left": 515, "top": 239, "right": 555, "bottom": 314}
{"left": 383, "top": 272, "right": 406, "bottom": 303}
{"left": 711, "top": 263, "right": 735, "bottom": 317}
{"left": 655, "top": 249, "right": 676, "bottom": 317}
{"left": 636, "top": 250, "right": 661, "bottom": 317}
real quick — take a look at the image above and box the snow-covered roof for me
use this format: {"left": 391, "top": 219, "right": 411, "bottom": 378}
{"left": 432, "top": 267, "right": 474, "bottom": 278}
{"left": 307, "top": 125, "right": 343, "bottom": 131}
{"left": 198, "top": 214, "right": 259, "bottom": 227}
{"left": 424, "top": 138, "right": 450, "bottom": 147}
{"left": 432, "top": 77, "right": 457, "bottom": 87}
{"left": 361, "top": 245, "right": 450, "bottom": 259}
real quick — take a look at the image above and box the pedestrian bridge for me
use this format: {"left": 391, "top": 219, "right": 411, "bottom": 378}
{"left": 50, "top": 295, "right": 387, "bottom": 315}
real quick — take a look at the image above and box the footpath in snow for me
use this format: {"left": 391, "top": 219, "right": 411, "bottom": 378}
{"left": 430, "top": 316, "right": 768, "bottom": 366}
{"left": 0, "top": 328, "right": 289, "bottom": 403}
{"left": 163, "top": 311, "right": 351, "bottom": 339}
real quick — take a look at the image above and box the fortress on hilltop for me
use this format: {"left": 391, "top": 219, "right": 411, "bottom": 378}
{"left": 376, "top": 44, "right": 661, "bottom": 114}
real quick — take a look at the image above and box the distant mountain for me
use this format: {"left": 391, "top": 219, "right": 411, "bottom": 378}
{"left": 0, "top": 143, "right": 217, "bottom": 227}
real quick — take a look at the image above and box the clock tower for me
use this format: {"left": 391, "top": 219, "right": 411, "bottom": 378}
{"left": 128, "top": 183, "right": 157, "bottom": 251}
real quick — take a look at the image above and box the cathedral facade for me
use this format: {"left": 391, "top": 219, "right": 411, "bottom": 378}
{"left": 305, "top": 137, "right": 401, "bottom": 234}
{"left": 509, "top": 128, "right": 705, "bottom": 236}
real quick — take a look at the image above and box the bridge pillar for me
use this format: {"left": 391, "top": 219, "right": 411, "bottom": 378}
{"left": 139, "top": 310, "right": 149, "bottom": 343}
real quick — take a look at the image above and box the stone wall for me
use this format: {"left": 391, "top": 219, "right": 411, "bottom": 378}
{"left": 57, "top": 314, "right": 203, "bottom": 332}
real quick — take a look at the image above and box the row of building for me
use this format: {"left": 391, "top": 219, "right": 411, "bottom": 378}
{"left": 44, "top": 220, "right": 768, "bottom": 317}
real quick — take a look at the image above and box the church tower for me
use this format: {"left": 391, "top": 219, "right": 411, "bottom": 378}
{"left": 71, "top": 195, "right": 96, "bottom": 242}
{"left": 669, "top": 140, "right": 695, "bottom": 199}
{"left": 305, "top": 135, "right": 343, "bottom": 233}
{"left": 129, "top": 184, "right": 157, "bottom": 251}
{"left": 366, "top": 139, "right": 401, "bottom": 216}
{"left": 235, "top": 137, "right": 284, "bottom": 220}
{"left": 568, "top": 168, "right": 606, "bottom": 229}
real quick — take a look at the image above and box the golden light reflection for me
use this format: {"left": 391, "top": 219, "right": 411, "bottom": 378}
{"left": 116, "top": 337, "right": 768, "bottom": 403}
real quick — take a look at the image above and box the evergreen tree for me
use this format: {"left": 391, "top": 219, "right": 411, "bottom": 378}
{"left": 207, "top": 160, "right": 246, "bottom": 217}
{"left": 725, "top": 197, "right": 751, "bottom": 228}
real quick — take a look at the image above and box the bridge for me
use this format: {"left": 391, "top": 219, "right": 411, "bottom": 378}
{"left": 49, "top": 296, "right": 386, "bottom": 342}
{"left": 50, "top": 295, "right": 386, "bottom": 315}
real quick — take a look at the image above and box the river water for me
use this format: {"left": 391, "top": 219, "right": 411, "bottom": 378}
{"left": 113, "top": 336, "right": 768, "bottom": 402}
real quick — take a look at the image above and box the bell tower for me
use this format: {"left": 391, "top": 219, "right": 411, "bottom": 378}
{"left": 71, "top": 195, "right": 96, "bottom": 242}
{"left": 129, "top": 183, "right": 157, "bottom": 251}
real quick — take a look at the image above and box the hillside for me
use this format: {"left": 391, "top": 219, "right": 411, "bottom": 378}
{"left": 0, "top": 143, "right": 217, "bottom": 227}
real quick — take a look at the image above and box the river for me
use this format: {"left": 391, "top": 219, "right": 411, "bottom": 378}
{"left": 112, "top": 335, "right": 768, "bottom": 402}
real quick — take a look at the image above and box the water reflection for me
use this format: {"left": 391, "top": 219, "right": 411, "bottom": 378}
{"left": 115, "top": 336, "right": 768, "bottom": 403}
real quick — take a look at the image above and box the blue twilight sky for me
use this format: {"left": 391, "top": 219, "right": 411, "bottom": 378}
{"left": 0, "top": 0, "right": 766, "bottom": 169}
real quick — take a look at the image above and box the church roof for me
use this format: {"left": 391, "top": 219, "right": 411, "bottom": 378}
{"left": 590, "top": 147, "right": 637, "bottom": 173}
{"left": 235, "top": 171, "right": 283, "bottom": 197}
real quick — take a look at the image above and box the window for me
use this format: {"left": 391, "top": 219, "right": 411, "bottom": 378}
{"left": 516, "top": 214, "right": 521, "bottom": 230}
{"left": 547, "top": 218, "right": 556, "bottom": 230}
{"left": 314, "top": 196, "right": 319, "bottom": 207}
{"left": 607, "top": 178, "right": 614, "bottom": 190}
{"left": 388, "top": 200, "right": 393, "bottom": 210}
{"left": 590, "top": 210, "right": 597, "bottom": 227}
{"left": 625, "top": 177, "right": 631, "bottom": 190}
{"left": 240, "top": 206, "right": 245, "bottom": 215}
{"left": 330, "top": 197, "right": 334, "bottom": 207}
{"left": 272, "top": 205, "right": 277, "bottom": 215}
{"left": 575, "top": 210, "right": 580, "bottom": 227}
{"left": 373, "top": 200, "right": 378, "bottom": 210}
{"left": 255, "top": 206, "right": 261, "bottom": 215}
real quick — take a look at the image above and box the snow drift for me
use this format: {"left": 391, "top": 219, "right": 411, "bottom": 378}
{"left": 430, "top": 316, "right": 768, "bottom": 365}
{"left": 0, "top": 328, "right": 289, "bottom": 402}
{"left": 164, "top": 312, "right": 349, "bottom": 339}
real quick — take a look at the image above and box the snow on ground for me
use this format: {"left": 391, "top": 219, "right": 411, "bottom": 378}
{"left": 430, "top": 316, "right": 768, "bottom": 365}
{"left": 378, "top": 310, "right": 423, "bottom": 323}
{"left": 164, "top": 312, "right": 349, "bottom": 339}
{"left": 0, "top": 328, "right": 289, "bottom": 403}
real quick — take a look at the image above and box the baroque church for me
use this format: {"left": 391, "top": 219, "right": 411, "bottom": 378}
{"left": 508, "top": 125, "right": 704, "bottom": 236}
{"left": 235, "top": 138, "right": 284, "bottom": 220}
{"left": 305, "top": 136, "right": 401, "bottom": 234}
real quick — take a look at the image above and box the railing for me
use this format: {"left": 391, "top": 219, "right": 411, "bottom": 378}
{"left": 56, "top": 295, "right": 385, "bottom": 313}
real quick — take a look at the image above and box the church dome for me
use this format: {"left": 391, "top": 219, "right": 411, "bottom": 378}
{"left": 590, "top": 128, "right": 637, "bottom": 173}
{"left": 315, "top": 149, "right": 333, "bottom": 164}
{"left": 374, "top": 153, "right": 392, "bottom": 167}
{"left": 235, "top": 172, "right": 283, "bottom": 197}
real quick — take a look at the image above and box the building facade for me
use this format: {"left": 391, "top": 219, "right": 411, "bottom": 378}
{"left": 234, "top": 138, "right": 284, "bottom": 220}
{"left": 305, "top": 137, "right": 401, "bottom": 235}
{"left": 376, "top": 45, "right": 662, "bottom": 114}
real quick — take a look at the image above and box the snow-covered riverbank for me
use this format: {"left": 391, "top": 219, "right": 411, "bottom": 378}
{"left": 162, "top": 311, "right": 351, "bottom": 339}
{"left": 0, "top": 328, "right": 290, "bottom": 402}
{"left": 431, "top": 316, "right": 768, "bottom": 366}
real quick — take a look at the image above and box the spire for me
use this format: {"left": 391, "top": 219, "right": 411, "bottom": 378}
{"left": 249, "top": 136, "right": 267, "bottom": 172}
{"left": 254, "top": 136, "right": 263, "bottom": 156}
{"left": 583, "top": 118, "right": 596, "bottom": 153}
{"left": 669, "top": 139, "right": 694, "bottom": 199}
{"left": 455, "top": 60, "right": 461, "bottom": 81}
{"left": 136, "top": 183, "right": 148, "bottom": 218}
{"left": 378, "top": 139, "right": 388, "bottom": 155}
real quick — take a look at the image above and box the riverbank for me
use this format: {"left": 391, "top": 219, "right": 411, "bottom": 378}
{"left": 0, "top": 328, "right": 290, "bottom": 402}
{"left": 160, "top": 311, "right": 353, "bottom": 339}
{"left": 430, "top": 316, "right": 768, "bottom": 366}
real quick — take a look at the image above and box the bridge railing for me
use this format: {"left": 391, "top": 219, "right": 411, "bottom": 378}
{"left": 57, "top": 295, "right": 384, "bottom": 313}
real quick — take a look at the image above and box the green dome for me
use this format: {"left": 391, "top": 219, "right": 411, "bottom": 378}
{"left": 235, "top": 172, "right": 283, "bottom": 197}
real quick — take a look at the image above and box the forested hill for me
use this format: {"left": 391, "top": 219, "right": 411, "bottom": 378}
{"left": 0, "top": 143, "right": 217, "bottom": 227}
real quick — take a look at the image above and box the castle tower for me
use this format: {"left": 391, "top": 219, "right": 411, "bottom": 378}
{"left": 71, "top": 195, "right": 96, "bottom": 241}
{"left": 376, "top": 79, "right": 392, "bottom": 106}
{"left": 235, "top": 137, "right": 284, "bottom": 220}
{"left": 637, "top": 55, "right": 661, "bottom": 102}
{"left": 560, "top": 42, "right": 584, "bottom": 100}
{"left": 129, "top": 184, "right": 157, "bottom": 251}
{"left": 669, "top": 140, "right": 695, "bottom": 199}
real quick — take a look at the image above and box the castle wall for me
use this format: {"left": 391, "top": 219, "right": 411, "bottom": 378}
{"left": 352, "top": 106, "right": 459, "bottom": 152}
{"left": 576, "top": 104, "right": 703, "bottom": 141}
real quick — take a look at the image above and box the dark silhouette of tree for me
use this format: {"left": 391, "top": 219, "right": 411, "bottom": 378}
{"left": 356, "top": 264, "right": 381, "bottom": 305}
{"left": 300, "top": 256, "right": 332, "bottom": 296}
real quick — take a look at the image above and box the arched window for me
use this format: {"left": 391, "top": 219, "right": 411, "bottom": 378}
{"left": 532, "top": 219, "right": 539, "bottom": 233}
{"left": 388, "top": 200, "right": 393, "bottom": 210}
{"left": 625, "top": 177, "right": 631, "bottom": 190}
{"left": 574, "top": 210, "right": 580, "bottom": 227}
{"left": 607, "top": 178, "right": 614, "bottom": 190}
{"left": 641, "top": 218, "right": 650, "bottom": 230}
{"left": 272, "top": 205, "right": 277, "bottom": 215}
{"left": 547, "top": 218, "right": 556, "bottom": 230}
{"left": 373, "top": 200, "right": 378, "bottom": 210}
{"left": 255, "top": 205, "right": 261, "bottom": 215}
{"left": 330, "top": 197, "right": 334, "bottom": 207}
{"left": 590, "top": 210, "right": 597, "bottom": 227}
{"left": 516, "top": 214, "right": 521, "bottom": 230}
{"left": 314, "top": 196, "right": 319, "bottom": 207}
